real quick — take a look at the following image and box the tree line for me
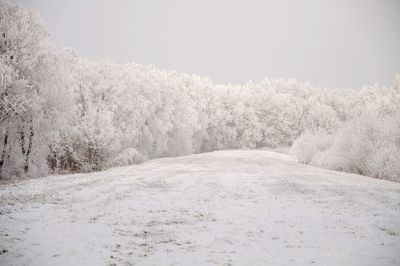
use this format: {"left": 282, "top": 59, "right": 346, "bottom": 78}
{"left": 1, "top": 1, "right": 399, "bottom": 181}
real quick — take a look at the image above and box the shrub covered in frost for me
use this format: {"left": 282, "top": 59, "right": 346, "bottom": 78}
{"left": 110, "top": 148, "right": 143, "bottom": 167}
{"left": 292, "top": 110, "right": 400, "bottom": 182}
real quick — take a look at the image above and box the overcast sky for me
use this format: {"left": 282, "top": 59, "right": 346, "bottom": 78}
{"left": 18, "top": 0, "right": 400, "bottom": 88}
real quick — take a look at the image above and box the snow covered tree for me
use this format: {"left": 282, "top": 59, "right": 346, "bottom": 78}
{"left": 0, "top": 0, "right": 49, "bottom": 177}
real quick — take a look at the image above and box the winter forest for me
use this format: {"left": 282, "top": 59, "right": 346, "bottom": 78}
{"left": 1, "top": 0, "right": 400, "bottom": 182}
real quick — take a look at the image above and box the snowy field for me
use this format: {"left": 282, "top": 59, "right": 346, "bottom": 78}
{"left": 0, "top": 150, "right": 400, "bottom": 266}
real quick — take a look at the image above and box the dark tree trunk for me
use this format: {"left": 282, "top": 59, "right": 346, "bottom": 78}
{"left": 20, "top": 126, "right": 26, "bottom": 155}
{"left": 19, "top": 117, "right": 35, "bottom": 175}
{"left": 24, "top": 119, "right": 34, "bottom": 174}
{"left": 0, "top": 132, "right": 8, "bottom": 179}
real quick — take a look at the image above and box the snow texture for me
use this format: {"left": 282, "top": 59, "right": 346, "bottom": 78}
{"left": 1, "top": 150, "right": 399, "bottom": 265}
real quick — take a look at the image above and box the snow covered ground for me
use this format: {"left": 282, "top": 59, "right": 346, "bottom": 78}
{"left": 0, "top": 150, "right": 400, "bottom": 266}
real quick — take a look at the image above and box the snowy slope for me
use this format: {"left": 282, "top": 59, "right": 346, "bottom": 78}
{"left": 0, "top": 150, "right": 399, "bottom": 266}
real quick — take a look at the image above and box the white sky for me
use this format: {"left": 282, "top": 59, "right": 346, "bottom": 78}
{"left": 18, "top": 0, "right": 400, "bottom": 88}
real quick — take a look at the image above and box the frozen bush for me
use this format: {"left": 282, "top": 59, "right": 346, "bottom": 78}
{"left": 110, "top": 148, "right": 143, "bottom": 167}
{"left": 293, "top": 110, "right": 400, "bottom": 182}
{"left": 291, "top": 131, "right": 333, "bottom": 164}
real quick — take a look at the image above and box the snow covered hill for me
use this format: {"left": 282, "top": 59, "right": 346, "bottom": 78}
{"left": 1, "top": 150, "right": 399, "bottom": 266}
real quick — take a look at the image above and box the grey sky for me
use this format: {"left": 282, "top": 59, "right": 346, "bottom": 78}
{"left": 18, "top": 0, "right": 400, "bottom": 88}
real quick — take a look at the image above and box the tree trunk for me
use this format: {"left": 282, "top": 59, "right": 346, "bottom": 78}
{"left": 24, "top": 119, "right": 34, "bottom": 174}
{"left": 19, "top": 117, "right": 35, "bottom": 175}
{"left": 20, "top": 126, "right": 26, "bottom": 155}
{"left": 0, "top": 132, "right": 8, "bottom": 179}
